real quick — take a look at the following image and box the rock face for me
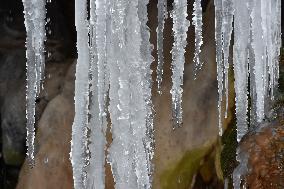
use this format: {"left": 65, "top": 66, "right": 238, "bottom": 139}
{"left": 239, "top": 118, "right": 284, "bottom": 189}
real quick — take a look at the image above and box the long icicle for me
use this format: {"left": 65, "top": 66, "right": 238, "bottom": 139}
{"left": 156, "top": 0, "right": 167, "bottom": 94}
{"left": 107, "top": 0, "right": 137, "bottom": 188}
{"left": 127, "top": 0, "right": 151, "bottom": 186}
{"left": 87, "top": 0, "right": 109, "bottom": 188}
{"left": 71, "top": 0, "right": 90, "bottom": 188}
{"left": 138, "top": 0, "right": 155, "bottom": 184}
{"left": 233, "top": 0, "right": 250, "bottom": 142}
{"left": 192, "top": 0, "right": 203, "bottom": 76}
{"left": 251, "top": 0, "right": 266, "bottom": 123}
{"left": 22, "top": 0, "right": 46, "bottom": 166}
{"left": 214, "top": 0, "right": 223, "bottom": 135}
{"left": 222, "top": 0, "right": 234, "bottom": 118}
{"left": 171, "top": 0, "right": 190, "bottom": 129}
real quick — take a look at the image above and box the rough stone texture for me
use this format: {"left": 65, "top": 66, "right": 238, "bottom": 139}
{"left": 239, "top": 118, "right": 284, "bottom": 189}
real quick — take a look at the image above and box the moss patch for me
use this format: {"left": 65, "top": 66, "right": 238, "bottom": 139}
{"left": 160, "top": 144, "right": 213, "bottom": 189}
{"left": 3, "top": 148, "right": 25, "bottom": 166}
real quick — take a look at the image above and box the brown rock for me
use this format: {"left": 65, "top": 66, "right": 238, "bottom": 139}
{"left": 239, "top": 120, "right": 284, "bottom": 189}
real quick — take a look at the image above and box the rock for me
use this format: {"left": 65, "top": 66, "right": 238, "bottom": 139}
{"left": 239, "top": 115, "right": 284, "bottom": 188}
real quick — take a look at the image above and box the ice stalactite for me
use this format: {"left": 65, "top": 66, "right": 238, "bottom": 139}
{"left": 22, "top": 0, "right": 46, "bottom": 165}
{"left": 251, "top": 0, "right": 266, "bottom": 123}
{"left": 156, "top": 0, "right": 167, "bottom": 94}
{"left": 71, "top": 0, "right": 90, "bottom": 188}
{"left": 138, "top": 0, "right": 155, "bottom": 182}
{"left": 214, "top": 0, "right": 224, "bottom": 136}
{"left": 171, "top": 0, "right": 190, "bottom": 129}
{"left": 107, "top": 0, "right": 152, "bottom": 188}
{"left": 222, "top": 0, "right": 234, "bottom": 118}
{"left": 86, "top": 0, "right": 109, "bottom": 188}
{"left": 233, "top": 0, "right": 250, "bottom": 142}
{"left": 107, "top": 1, "right": 136, "bottom": 188}
{"left": 192, "top": 0, "right": 203, "bottom": 76}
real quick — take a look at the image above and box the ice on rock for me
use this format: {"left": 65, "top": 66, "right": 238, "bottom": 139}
{"left": 156, "top": 0, "right": 167, "bottom": 94}
{"left": 233, "top": 148, "right": 249, "bottom": 189}
{"left": 71, "top": 0, "right": 90, "bottom": 188}
{"left": 171, "top": 0, "right": 190, "bottom": 129}
{"left": 192, "top": 0, "right": 203, "bottom": 76}
{"left": 22, "top": 0, "right": 46, "bottom": 165}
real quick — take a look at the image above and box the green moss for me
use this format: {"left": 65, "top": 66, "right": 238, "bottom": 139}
{"left": 3, "top": 148, "right": 25, "bottom": 166}
{"left": 160, "top": 144, "right": 213, "bottom": 189}
{"left": 220, "top": 117, "right": 237, "bottom": 179}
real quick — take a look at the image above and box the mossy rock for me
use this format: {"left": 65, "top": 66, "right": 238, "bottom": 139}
{"left": 160, "top": 144, "right": 213, "bottom": 189}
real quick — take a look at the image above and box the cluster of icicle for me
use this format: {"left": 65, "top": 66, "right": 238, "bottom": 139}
{"left": 70, "top": 0, "right": 154, "bottom": 188}
{"left": 22, "top": 0, "right": 281, "bottom": 188}
{"left": 214, "top": 0, "right": 281, "bottom": 188}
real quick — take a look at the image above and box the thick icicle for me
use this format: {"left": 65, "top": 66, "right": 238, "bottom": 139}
{"left": 107, "top": 0, "right": 137, "bottom": 188}
{"left": 171, "top": 0, "right": 190, "bottom": 128}
{"left": 214, "top": 0, "right": 223, "bottom": 135}
{"left": 71, "top": 0, "right": 90, "bottom": 188}
{"left": 138, "top": 0, "right": 155, "bottom": 183}
{"left": 156, "top": 0, "right": 167, "bottom": 94}
{"left": 192, "top": 0, "right": 203, "bottom": 76}
{"left": 86, "top": 0, "right": 109, "bottom": 188}
{"left": 222, "top": 0, "right": 234, "bottom": 118}
{"left": 22, "top": 0, "right": 46, "bottom": 165}
{"left": 127, "top": 0, "right": 151, "bottom": 186}
{"left": 233, "top": 0, "right": 250, "bottom": 142}
{"left": 251, "top": 0, "right": 266, "bottom": 123}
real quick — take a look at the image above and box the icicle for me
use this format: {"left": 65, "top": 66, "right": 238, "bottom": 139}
{"left": 107, "top": 1, "right": 137, "bottom": 188}
{"left": 71, "top": 0, "right": 90, "bottom": 188}
{"left": 269, "top": 0, "right": 281, "bottom": 99}
{"left": 222, "top": 0, "right": 234, "bottom": 118}
{"left": 138, "top": 0, "right": 155, "bottom": 183}
{"left": 192, "top": 0, "right": 203, "bottom": 76}
{"left": 22, "top": 0, "right": 46, "bottom": 165}
{"left": 86, "top": 0, "right": 109, "bottom": 188}
{"left": 214, "top": 0, "right": 223, "bottom": 135}
{"left": 233, "top": 0, "right": 250, "bottom": 142}
{"left": 171, "top": 0, "right": 190, "bottom": 129}
{"left": 251, "top": 0, "right": 266, "bottom": 123}
{"left": 156, "top": 0, "right": 167, "bottom": 94}
{"left": 127, "top": 0, "right": 151, "bottom": 185}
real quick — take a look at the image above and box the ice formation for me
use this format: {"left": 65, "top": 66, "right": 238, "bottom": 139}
{"left": 71, "top": 0, "right": 90, "bottom": 188}
{"left": 22, "top": 0, "right": 281, "bottom": 188}
{"left": 156, "top": 0, "right": 167, "bottom": 94}
{"left": 170, "top": 0, "right": 190, "bottom": 128}
{"left": 193, "top": 0, "right": 203, "bottom": 76}
{"left": 22, "top": 0, "right": 46, "bottom": 165}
